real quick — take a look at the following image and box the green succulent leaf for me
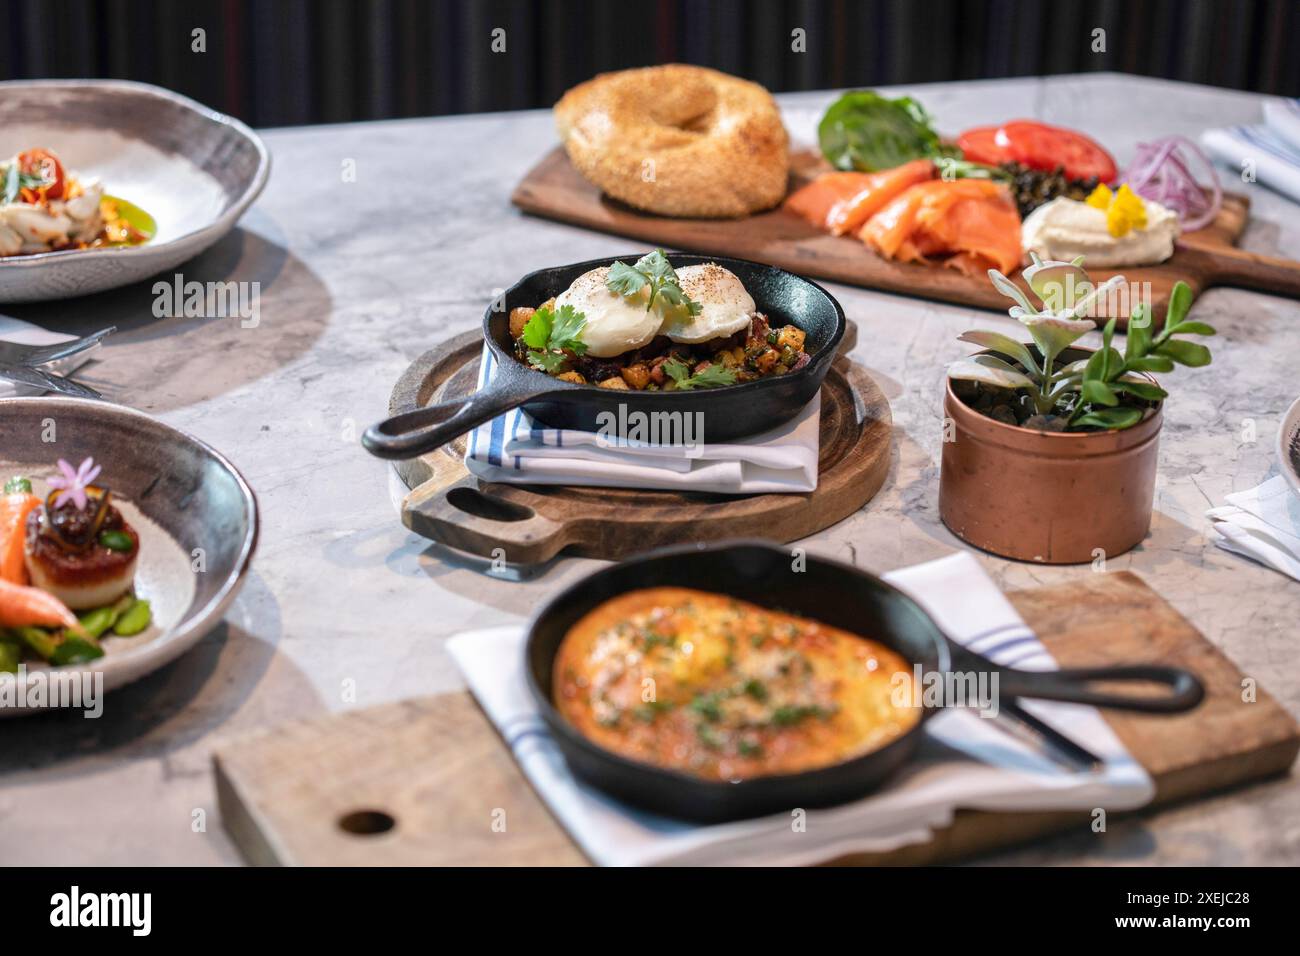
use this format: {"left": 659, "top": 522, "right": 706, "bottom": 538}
{"left": 1113, "top": 379, "right": 1168, "bottom": 402}
{"left": 1154, "top": 339, "right": 1212, "bottom": 367}
{"left": 1125, "top": 309, "right": 1152, "bottom": 362}
{"left": 1071, "top": 407, "right": 1146, "bottom": 431}
{"left": 1169, "top": 320, "right": 1216, "bottom": 336}
{"left": 1127, "top": 354, "right": 1174, "bottom": 373}
{"left": 1024, "top": 259, "right": 1094, "bottom": 313}
{"left": 1081, "top": 378, "right": 1119, "bottom": 407}
{"left": 1101, "top": 316, "right": 1117, "bottom": 352}
{"left": 946, "top": 356, "right": 1036, "bottom": 391}
{"left": 1165, "top": 281, "right": 1193, "bottom": 328}
{"left": 955, "top": 331, "right": 1040, "bottom": 376}
{"left": 1021, "top": 315, "right": 1095, "bottom": 366}
{"left": 987, "top": 269, "right": 1040, "bottom": 317}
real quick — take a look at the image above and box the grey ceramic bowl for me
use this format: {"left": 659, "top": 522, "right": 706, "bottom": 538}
{"left": 0, "top": 397, "right": 258, "bottom": 715}
{"left": 0, "top": 79, "right": 269, "bottom": 304}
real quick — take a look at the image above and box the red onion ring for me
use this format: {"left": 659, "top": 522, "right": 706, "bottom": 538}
{"left": 1121, "top": 135, "right": 1222, "bottom": 232}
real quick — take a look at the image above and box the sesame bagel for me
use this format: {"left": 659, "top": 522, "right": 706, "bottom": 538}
{"left": 554, "top": 64, "right": 790, "bottom": 219}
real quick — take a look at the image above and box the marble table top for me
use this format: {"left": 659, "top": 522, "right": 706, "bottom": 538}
{"left": 2, "top": 73, "right": 1296, "bottom": 866}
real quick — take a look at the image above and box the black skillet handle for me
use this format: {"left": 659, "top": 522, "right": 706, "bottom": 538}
{"left": 997, "top": 665, "right": 1205, "bottom": 714}
{"left": 362, "top": 374, "right": 563, "bottom": 460}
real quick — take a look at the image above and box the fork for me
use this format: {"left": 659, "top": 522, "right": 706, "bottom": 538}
{"left": 0, "top": 361, "right": 103, "bottom": 399}
{"left": 0, "top": 325, "right": 116, "bottom": 367}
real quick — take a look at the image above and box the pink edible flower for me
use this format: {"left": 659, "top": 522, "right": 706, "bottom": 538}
{"left": 46, "top": 457, "right": 102, "bottom": 510}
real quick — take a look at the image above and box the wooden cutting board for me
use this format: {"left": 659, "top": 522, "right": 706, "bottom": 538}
{"left": 214, "top": 571, "right": 1298, "bottom": 866}
{"left": 390, "top": 326, "right": 891, "bottom": 564}
{"left": 513, "top": 147, "right": 1300, "bottom": 328}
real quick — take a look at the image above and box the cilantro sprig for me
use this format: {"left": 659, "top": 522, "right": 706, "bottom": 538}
{"left": 606, "top": 249, "right": 702, "bottom": 316}
{"left": 521, "top": 303, "right": 588, "bottom": 373}
{"left": 662, "top": 358, "right": 737, "bottom": 390}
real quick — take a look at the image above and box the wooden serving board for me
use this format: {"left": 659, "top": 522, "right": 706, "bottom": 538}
{"left": 214, "top": 571, "right": 1298, "bottom": 866}
{"left": 390, "top": 325, "right": 890, "bottom": 564}
{"left": 513, "top": 147, "right": 1300, "bottom": 328}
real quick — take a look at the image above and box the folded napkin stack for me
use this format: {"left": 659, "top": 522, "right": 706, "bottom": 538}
{"left": 463, "top": 346, "right": 820, "bottom": 494}
{"left": 1201, "top": 98, "right": 1300, "bottom": 203}
{"left": 447, "top": 552, "right": 1152, "bottom": 866}
{"left": 1207, "top": 476, "right": 1300, "bottom": 582}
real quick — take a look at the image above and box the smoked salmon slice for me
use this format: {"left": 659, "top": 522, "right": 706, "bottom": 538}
{"left": 785, "top": 159, "right": 935, "bottom": 236}
{"left": 0, "top": 492, "right": 40, "bottom": 585}
{"left": 858, "top": 179, "right": 1022, "bottom": 274}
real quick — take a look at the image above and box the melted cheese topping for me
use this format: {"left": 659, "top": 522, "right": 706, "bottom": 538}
{"left": 553, "top": 588, "right": 920, "bottom": 781}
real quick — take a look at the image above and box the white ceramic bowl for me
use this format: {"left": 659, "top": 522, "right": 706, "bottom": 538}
{"left": 0, "top": 79, "right": 269, "bottom": 303}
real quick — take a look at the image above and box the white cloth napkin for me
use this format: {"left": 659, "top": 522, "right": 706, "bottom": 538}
{"left": 1207, "top": 475, "right": 1300, "bottom": 581}
{"left": 1201, "top": 98, "right": 1300, "bottom": 203}
{"left": 446, "top": 551, "right": 1153, "bottom": 866}
{"left": 463, "top": 346, "right": 820, "bottom": 494}
{"left": 0, "top": 314, "right": 80, "bottom": 397}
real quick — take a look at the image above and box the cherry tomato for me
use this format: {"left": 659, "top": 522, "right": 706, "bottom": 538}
{"left": 17, "top": 148, "right": 66, "bottom": 200}
{"left": 956, "top": 126, "right": 1013, "bottom": 166}
{"left": 994, "top": 121, "right": 1117, "bottom": 183}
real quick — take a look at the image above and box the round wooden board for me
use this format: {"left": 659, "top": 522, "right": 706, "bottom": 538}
{"left": 390, "top": 326, "right": 891, "bottom": 564}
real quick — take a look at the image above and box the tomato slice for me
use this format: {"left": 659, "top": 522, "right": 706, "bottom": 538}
{"left": 17, "top": 148, "right": 67, "bottom": 200}
{"left": 994, "top": 121, "right": 1117, "bottom": 183}
{"left": 957, "top": 126, "right": 1013, "bottom": 166}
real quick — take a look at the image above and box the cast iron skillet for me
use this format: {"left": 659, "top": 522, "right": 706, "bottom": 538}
{"left": 525, "top": 540, "right": 1205, "bottom": 823}
{"left": 361, "top": 254, "right": 846, "bottom": 459}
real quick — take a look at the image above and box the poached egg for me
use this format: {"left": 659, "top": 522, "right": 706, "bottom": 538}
{"left": 660, "top": 263, "right": 756, "bottom": 344}
{"left": 553, "top": 261, "right": 757, "bottom": 358}
{"left": 554, "top": 266, "right": 663, "bottom": 358}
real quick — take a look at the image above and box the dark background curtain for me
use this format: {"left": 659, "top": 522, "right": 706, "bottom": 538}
{"left": 1, "top": 0, "right": 1296, "bottom": 127}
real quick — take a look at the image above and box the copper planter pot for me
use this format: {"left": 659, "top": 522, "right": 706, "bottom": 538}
{"left": 939, "top": 366, "right": 1163, "bottom": 564}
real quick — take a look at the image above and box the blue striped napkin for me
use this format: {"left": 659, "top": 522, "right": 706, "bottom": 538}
{"left": 464, "top": 345, "right": 821, "bottom": 494}
{"left": 1201, "top": 98, "right": 1300, "bottom": 203}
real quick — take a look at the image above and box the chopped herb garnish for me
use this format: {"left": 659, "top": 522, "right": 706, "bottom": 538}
{"left": 605, "top": 249, "right": 702, "bottom": 316}
{"left": 641, "top": 629, "right": 675, "bottom": 652}
{"left": 690, "top": 692, "right": 724, "bottom": 723}
{"left": 742, "top": 679, "right": 768, "bottom": 702}
{"left": 521, "top": 303, "right": 587, "bottom": 373}
{"left": 1, "top": 163, "right": 50, "bottom": 205}
{"left": 634, "top": 700, "right": 674, "bottom": 722}
{"left": 769, "top": 704, "right": 831, "bottom": 727}
{"left": 737, "top": 738, "right": 764, "bottom": 758}
{"left": 3, "top": 476, "right": 32, "bottom": 495}
{"left": 696, "top": 724, "right": 723, "bottom": 750}
{"left": 662, "top": 358, "right": 738, "bottom": 390}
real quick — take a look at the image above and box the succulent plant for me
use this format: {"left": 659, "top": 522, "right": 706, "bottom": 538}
{"left": 947, "top": 255, "right": 1214, "bottom": 431}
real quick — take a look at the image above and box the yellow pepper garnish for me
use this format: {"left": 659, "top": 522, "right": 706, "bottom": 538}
{"left": 1086, "top": 183, "right": 1147, "bottom": 237}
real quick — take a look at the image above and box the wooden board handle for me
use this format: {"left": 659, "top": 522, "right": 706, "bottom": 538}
{"left": 402, "top": 474, "right": 574, "bottom": 564}
{"left": 1177, "top": 243, "right": 1300, "bottom": 299}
